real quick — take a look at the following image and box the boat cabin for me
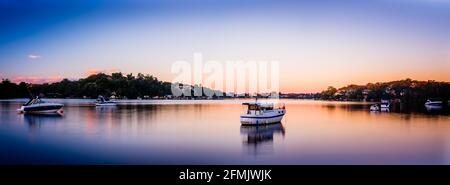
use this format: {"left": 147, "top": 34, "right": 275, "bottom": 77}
{"left": 242, "top": 102, "right": 285, "bottom": 115}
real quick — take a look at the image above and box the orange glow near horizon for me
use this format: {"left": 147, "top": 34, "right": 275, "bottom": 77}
{"left": 5, "top": 66, "right": 450, "bottom": 93}
{"left": 280, "top": 71, "right": 450, "bottom": 93}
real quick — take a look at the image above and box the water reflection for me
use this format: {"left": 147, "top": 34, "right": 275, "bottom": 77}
{"left": 95, "top": 106, "right": 118, "bottom": 120}
{"left": 22, "top": 114, "right": 63, "bottom": 132}
{"left": 240, "top": 123, "right": 285, "bottom": 155}
{"left": 95, "top": 106, "right": 118, "bottom": 112}
{"left": 0, "top": 99, "right": 449, "bottom": 164}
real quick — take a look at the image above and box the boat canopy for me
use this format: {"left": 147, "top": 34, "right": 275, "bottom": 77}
{"left": 97, "top": 95, "right": 107, "bottom": 102}
{"left": 242, "top": 102, "right": 275, "bottom": 110}
{"left": 23, "top": 96, "right": 43, "bottom": 106}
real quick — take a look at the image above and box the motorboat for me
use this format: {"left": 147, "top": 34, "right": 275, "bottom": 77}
{"left": 380, "top": 99, "right": 390, "bottom": 112}
{"left": 370, "top": 104, "right": 380, "bottom": 112}
{"left": 96, "top": 95, "right": 117, "bottom": 106}
{"left": 240, "top": 101, "right": 286, "bottom": 125}
{"left": 369, "top": 99, "right": 390, "bottom": 112}
{"left": 380, "top": 99, "right": 390, "bottom": 108}
{"left": 425, "top": 99, "right": 443, "bottom": 111}
{"left": 18, "top": 96, "right": 64, "bottom": 114}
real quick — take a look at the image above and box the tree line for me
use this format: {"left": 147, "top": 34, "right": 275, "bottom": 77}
{"left": 320, "top": 79, "right": 450, "bottom": 103}
{"left": 1, "top": 75, "right": 449, "bottom": 103}
{"left": 0, "top": 73, "right": 173, "bottom": 99}
{"left": 0, "top": 72, "right": 224, "bottom": 99}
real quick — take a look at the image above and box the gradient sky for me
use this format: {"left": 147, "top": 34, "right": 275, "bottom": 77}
{"left": 0, "top": 0, "right": 449, "bottom": 92}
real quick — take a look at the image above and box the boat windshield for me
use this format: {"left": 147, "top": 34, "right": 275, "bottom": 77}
{"left": 23, "top": 99, "right": 33, "bottom": 106}
{"left": 24, "top": 97, "right": 43, "bottom": 105}
{"left": 97, "top": 96, "right": 107, "bottom": 102}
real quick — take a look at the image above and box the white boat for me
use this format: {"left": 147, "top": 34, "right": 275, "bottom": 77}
{"left": 370, "top": 104, "right": 380, "bottom": 112}
{"left": 96, "top": 95, "right": 117, "bottom": 106}
{"left": 369, "top": 99, "right": 390, "bottom": 112}
{"left": 240, "top": 102, "right": 286, "bottom": 125}
{"left": 425, "top": 99, "right": 443, "bottom": 110}
{"left": 380, "top": 99, "right": 390, "bottom": 108}
{"left": 18, "top": 96, "right": 64, "bottom": 114}
{"left": 380, "top": 99, "right": 390, "bottom": 112}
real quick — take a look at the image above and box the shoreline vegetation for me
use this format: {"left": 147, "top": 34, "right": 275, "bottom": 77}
{"left": 1, "top": 73, "right": 449, "bottom": 105}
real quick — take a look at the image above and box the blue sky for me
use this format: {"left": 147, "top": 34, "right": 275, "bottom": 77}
{"left": 0, "top": 0, "right": 449, "bottom": 92}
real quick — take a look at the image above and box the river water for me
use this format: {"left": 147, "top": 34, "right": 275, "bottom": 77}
{"left": 0, "top": 99, "right": 449, "bottom": 164}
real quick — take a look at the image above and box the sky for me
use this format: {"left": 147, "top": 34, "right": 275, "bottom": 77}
{"left": 0, "top": 0, "right": 449, "bottom": 93}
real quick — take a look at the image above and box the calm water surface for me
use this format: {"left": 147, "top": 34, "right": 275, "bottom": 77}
{"left": 0, "top": 99, "right": 449, "bottom": 164}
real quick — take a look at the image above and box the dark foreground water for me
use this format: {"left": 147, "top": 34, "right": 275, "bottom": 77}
{"left": 0, "top": 99, "right": 449, "bottom": 164}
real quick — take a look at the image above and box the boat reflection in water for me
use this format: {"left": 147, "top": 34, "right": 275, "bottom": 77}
{"left": 22, "top": 114, "right": 63, "bottom": 132}
{"left": 240, "top": 123, "right": 285, "bottom": 155}
{"left": 95, "top": 105, "right": 118, "bottom": 112}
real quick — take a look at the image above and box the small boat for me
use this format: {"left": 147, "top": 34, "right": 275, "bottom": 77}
{"left": 240, "top": 101, "right": 286, "bottom": 125}
{"left": 96, "top": 95, "right": 117, "bottom": 106}
{"left": 370, "top": 99, "right": 390, "bottom": 112}
{"left": 18, "top": 96, "right": 64, "bottom": 114}
{"left": 425, "top": 99, "right": 443, "bottom": 110}
{"left": 370, "top": 104, "right": 380, "bottom": 112}
{"left": 380, "top": 99, "right": 390, "bottom": 112}
{"left": 380, "top": 99, "right": 390, "bottom": 109}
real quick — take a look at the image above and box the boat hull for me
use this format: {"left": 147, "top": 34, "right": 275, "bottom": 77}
{"left": 95, "top": 103, "right": 117, "bottom": 106}
{"left": 370, "top": 105, "right": 379, "bottom": 111}
{"left": 19, "top": 103, "right": 64, "bottom": 114}
{"left": 425, "top": 104, "right": 443, "bottom": 110}
{"left": 425, "top": 101, "right": 443, "bottom": 111}
{"left": 240, "top": 113, "right": 285, "bottom": 125}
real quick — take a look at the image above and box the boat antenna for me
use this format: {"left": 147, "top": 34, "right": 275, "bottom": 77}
{"left": 26, "top": 84, "right": 35, "bottom": 99}
{"left": 23, "top": 84, "right": 35, "bottom": 106}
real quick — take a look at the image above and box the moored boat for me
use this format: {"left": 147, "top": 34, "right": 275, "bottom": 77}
{"left": 370, "top": 104, "right": 380, "bottom": 112}
{"left": 379, "top": 99, "right": 390, "bottom": 112}
{"left": 96, "top": 95, "right": 117, "bottom": 106}
{"left": 18, "top": 96, "right": 64, "bottom": 114}
{"left": 240, "top": 102, "right": 286, "bottom": 125}
{"left": 425, "top": 99, "right": 443, "bottom": 111}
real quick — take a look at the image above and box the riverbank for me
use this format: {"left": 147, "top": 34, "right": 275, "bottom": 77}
{"left": 1, "top": 98, "right": 448, "bottom": 115}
